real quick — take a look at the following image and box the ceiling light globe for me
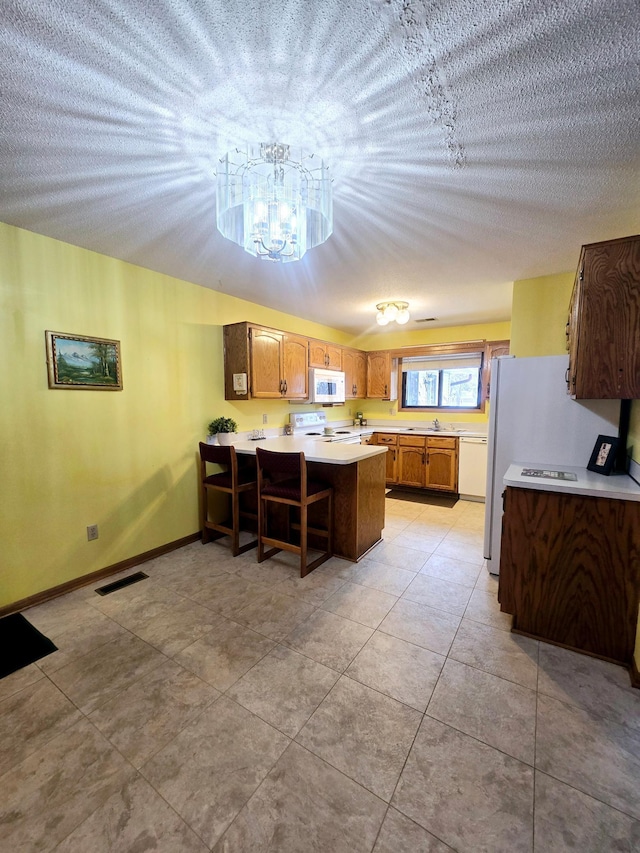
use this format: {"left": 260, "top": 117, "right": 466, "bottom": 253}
{"left": 385, "top": 303, "right": 398, "bottom": 320}
{"left": 376, "top": 311, "right": 390, "bottom": 326}
{"left": 396, "top": 308, "right": 410, "bottom": 324}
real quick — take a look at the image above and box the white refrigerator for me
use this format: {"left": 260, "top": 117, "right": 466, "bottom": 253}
{"left": 483, "top": 355, "right": 621, "bottom": 574}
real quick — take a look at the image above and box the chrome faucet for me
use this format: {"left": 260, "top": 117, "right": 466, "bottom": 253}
{"left": 432, "top": 418, "right": 440, "bottom": 431}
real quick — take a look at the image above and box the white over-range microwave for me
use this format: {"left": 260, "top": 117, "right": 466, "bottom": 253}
{"left": 308, "top": 368, "right": 346, "bottom": 404}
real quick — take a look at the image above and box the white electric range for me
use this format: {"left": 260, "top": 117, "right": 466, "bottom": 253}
{"left": 289, "top": 412, "right": 371, "bottom": 444}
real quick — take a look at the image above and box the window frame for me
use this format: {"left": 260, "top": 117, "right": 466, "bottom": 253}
{"left": 394, "top": 340, "right": 501, "bottom": 414}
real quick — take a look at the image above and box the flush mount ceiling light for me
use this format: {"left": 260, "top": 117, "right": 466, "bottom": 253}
{"left": 375, "top": 301, "right": 411, "bottom": 326}
{"left": 216, "top": 143, "right": 332, "bottom": 263}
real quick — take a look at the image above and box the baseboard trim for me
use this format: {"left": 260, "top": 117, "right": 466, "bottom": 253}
{"left": 0, "top": 532, "right": 201, "bottom": 618}
{"left": 631, "top": 656, "right": 640, "bottom": 689}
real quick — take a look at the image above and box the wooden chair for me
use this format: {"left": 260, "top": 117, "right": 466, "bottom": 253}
{"left": 199, "top": 442, "right": 258, "bottom": 556}
{"left": 256, "top": 447, "right": 333, "bottom": 577}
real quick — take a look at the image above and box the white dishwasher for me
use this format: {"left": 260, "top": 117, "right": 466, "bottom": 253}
{"left": 458, "top": 436, "right": 488, "bottom": 500}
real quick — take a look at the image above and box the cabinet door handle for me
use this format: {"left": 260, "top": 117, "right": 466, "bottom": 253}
{"left": 283, "top": 379, "right": 288, "bottom": 394}
{"left": 384, "top": 384, "right": 388, "bottom": 396}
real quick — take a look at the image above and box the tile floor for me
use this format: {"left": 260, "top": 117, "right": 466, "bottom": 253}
{"left": 1, "top": 496, "right": 639, "bottom": 851}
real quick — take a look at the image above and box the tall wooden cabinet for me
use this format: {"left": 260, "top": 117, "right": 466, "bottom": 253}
{"left": 223, "top": 322, "right": 308, "bottom": 400}
{"left": 342, "top": 348, "right": 367, "bottom": 399}
{"left": 566, "top": 234, "right": 640, "bottom": 399}
{"left": 499, "top": 485, "right": 640, "bottom": 665}
{"left": 367, "top": 351, "right": 397, "bottom": 400}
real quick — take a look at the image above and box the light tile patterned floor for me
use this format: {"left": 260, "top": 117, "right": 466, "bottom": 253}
{"left": 1, "top": 496, "right": 639, "bottom": 851}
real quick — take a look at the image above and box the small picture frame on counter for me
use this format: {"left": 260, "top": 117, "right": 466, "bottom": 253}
{"left": 587, "top": 434, "right": 619, "bottom": 475}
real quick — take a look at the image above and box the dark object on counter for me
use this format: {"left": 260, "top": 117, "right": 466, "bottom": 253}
{"left": 587, "top": 434, "right": 619, "bottom": 476}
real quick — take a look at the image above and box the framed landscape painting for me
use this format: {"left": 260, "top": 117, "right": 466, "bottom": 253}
{"left": 45, "top": 331, "right": 123, "bottom": 390}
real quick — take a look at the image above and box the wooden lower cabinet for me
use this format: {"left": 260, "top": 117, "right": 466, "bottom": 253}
{"left": 398, "top": 436, "right": 426, "bottom": 487}
{"left": 373, "top": 434, "right": 398, "bottom": 483}
{"left": 499, "top": 486, "right": 640, "bottom": 664}
{"left": 372, "top": 433, "right": 458, "bottom": 493}
{"left": 425, "top": 438, "right": 458, "bottom": 492}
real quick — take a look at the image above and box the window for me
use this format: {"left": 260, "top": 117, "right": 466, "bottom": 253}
{"left": 401, "top": 352, "right": 483, "bottom": 410}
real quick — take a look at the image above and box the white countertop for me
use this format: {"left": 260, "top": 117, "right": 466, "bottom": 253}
{"left": 232, "top": 436, "right": 387, "bottom": 465}
{"left": 504, "top": 463, "right": 640, "bottom": 502}
{"left": 369, "top": 426, "right": 487, "bottom": 438}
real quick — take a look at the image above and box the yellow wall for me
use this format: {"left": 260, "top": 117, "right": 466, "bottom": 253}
{"left": 0, "top": 223, "right": 351, "bottom": 608}
{"left": 510, "top": 271, "right": 574, "bottom": 357}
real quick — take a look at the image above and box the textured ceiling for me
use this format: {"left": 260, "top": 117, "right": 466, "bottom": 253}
{"left": 1, "top": 0, "right": 639, "bottom": 334}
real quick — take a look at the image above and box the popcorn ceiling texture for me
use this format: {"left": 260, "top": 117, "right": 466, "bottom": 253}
{"left": 1, "top": 0, "right": 639, "bottom": 333}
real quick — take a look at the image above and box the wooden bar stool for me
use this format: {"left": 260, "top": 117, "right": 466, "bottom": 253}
{"left": 199, "top": 442, "right": 258, "bottom": 556}
{"left": 256, "top": 447, "right": 333, "bottom": 577}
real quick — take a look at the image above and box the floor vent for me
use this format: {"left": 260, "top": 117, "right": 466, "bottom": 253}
{"left": 95, "top": 572, "right": 148, "bottom": 596}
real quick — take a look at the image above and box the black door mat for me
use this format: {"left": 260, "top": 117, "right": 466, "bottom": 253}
{"left": 0, "top": 613, "right": 57, "bottom": 679}
{"left": 95, "top": 571, "right": 148, "bottom": 596}
{"left": 386, "top": 490, "right": 458, "bottom": 508}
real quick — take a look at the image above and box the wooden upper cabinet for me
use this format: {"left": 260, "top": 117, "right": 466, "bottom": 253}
{"left": 223, "top": 322, "right": 308, "bottom": 400}
{"left": 282, "top": 333, "right": 308, "bottom": 398}
{"left": 309, "top": 341, "right": 342, "bottom": 370}
{"left": 342, "top": 348, "right": 367, "bottom": 398}
{"left": 483, "top": 339, "right": 510, "bottom": 400}
{"left": 250, "top": 327, "right": 285, "bottom": 398}
{"left": 366, "top": 351, "right": 397, "bottom": 399}
{"left": 567, "top": 235, "right": 640, "bottom": 399}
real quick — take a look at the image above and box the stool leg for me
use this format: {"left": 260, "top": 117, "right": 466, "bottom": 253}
{"left": 231, "top": 489, "right": 240, "bottom": 556}
{"left": 201, "top": 485, "right": 210, "bottom": 544}
{"left": 299, "top": 503, "right": 308, "bottom": 577}
{"left": 257, "top": 497, "right": 265, "bottom": 562}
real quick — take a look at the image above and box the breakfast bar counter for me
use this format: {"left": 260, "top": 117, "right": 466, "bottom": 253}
{"left": 232, "top": 437, "right": 388, "bottom": 561}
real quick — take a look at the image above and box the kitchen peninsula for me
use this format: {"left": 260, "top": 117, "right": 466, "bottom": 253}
{"left": 232, "top": 436, "right": 388, "bottom": 562}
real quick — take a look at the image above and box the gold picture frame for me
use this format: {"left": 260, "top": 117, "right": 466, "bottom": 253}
{"left": 45, "top": 330, "right": 123, "bottom": 390}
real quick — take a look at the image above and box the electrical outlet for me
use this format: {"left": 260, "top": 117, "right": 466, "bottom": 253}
{"left": 87, "top": 524, "right": 99, "bottom": 541}
{"left": 389, "top": 408, "right": 395, "bottom": 415}
{"left": 262, "top": 414, "right": 268, "bottom": 424}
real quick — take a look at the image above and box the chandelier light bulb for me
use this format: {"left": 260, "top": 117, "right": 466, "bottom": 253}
{"left": 216, "top": 143, "right": 332, "bottom": 263}
{"left": 375, "top": 301, "right": 410, "bottom": 326}
{"left": 385, "top": 303, "right": 398, "bottom": 320}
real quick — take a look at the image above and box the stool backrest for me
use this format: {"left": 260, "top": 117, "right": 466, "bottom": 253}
{"left": 199, "top": 441, "right": 237, "bottom": 482}
{"left": 256, "top": 447, "right": 309, "bottom": 495}
{"left": 199, "top": 442, "right": 234, "bottom": 466}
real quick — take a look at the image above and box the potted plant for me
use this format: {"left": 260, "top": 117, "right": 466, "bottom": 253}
{"left": 207, "top": 416, "right": 238, "bottom": 446}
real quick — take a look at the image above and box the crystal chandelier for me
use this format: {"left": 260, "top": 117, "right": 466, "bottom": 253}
{"left": 376, "top": 301, "right": 410, "bottom": 326}
{"left": 216, "top": 143, "right": 332, "bottom": 263}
